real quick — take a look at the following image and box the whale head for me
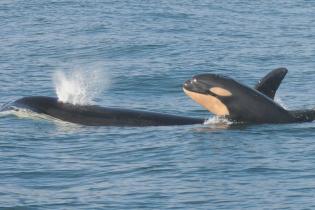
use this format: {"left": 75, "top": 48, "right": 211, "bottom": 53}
{"left": 183, "top": 74, "right": 234, "bottom": 116}
{"left": 183, "top": 73, "right": 293, "bottom": 123}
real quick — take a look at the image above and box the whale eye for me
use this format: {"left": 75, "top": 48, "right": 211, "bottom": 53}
{"left": 209, "top": 87, "right": 232, "bottom": 96}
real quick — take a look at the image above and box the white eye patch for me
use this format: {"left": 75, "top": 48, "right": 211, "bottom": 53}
{"left": 209, "top": 87, "right": 232, "bottom": 97}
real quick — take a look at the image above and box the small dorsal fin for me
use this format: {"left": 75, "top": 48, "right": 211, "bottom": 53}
{"left": 255, "top": 68, "right": 288, "bottom": 99}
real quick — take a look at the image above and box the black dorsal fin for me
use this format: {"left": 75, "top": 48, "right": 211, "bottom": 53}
{"left": 255, "top": 68, "right": 288, "bottom": 99}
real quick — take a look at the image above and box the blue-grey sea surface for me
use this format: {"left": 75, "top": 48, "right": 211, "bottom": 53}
{"left": 1, "top": 0, "right": 315, "bottom": 209}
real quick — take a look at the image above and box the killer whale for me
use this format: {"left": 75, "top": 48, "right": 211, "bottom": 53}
{"left": 183, "top": 68, "right": 315, "bottom": 124}
{"left": 5, "top": 68, "right": 312, "bottom": 126}
{"left": 9, "top": 96, "right": 204, "bottom": 126}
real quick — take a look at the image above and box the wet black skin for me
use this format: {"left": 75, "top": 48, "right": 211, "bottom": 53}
{"left": 254, "top": 67, "right": 288, "bottom": 99}
{"left": 12, "top": 96, "right": 204, "bottom": 126}
{"left": 184, "top": 70, "right": 315, "bottom": 124}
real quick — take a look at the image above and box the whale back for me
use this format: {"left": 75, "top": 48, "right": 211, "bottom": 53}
{"left": 13, "top": 96, "right": 58, "bottom": 113}
{"left": 13, "top": 96, "right": 203, "bottom": 126}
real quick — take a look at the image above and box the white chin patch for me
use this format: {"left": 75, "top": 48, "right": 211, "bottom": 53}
{"left": 183, "top": 88, "right": 230, "bottom": 116}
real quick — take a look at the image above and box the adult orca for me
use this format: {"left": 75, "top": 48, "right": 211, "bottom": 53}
{"left": 8, "top": 96, "right": 204, "bottom": 126}
{"left": 183, "top": 68, "right": 315, "bottom": 124}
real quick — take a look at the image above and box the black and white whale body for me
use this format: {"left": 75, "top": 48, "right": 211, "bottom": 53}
{"left": 5, "top": 68, "right": 314, "bottom": 126}
{"left": 10, "top": 96, "right": 204, "bottom": 126}
{"left": 183, "top": 68, "right": 315, "bottom": 124}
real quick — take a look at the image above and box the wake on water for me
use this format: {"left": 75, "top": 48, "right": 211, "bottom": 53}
{"left": 204, "top": 116, "right": 233, "bottom": 125}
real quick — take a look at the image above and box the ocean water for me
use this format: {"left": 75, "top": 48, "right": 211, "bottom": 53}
{"left": 1, "top": 0, "right": 315, "bottom": 209}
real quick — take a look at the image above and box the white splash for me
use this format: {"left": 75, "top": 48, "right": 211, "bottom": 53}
{"left": 275, "top": 96, "right": 288, "bottom": 109}
{"left": 8, "top": 107, "right": 53, "bottom": 120}
{"left": 53, "top": 65, "right": 110, "bottom": 105}
{"left": 0, "top": 110, "right": 12, "bottom": 117}
{"left": 204, "top": 116, "right": 233, "bottom": 125}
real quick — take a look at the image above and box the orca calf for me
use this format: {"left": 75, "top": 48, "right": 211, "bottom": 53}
{"left": 184, "top": 68, "right": 315, "bottom": 124}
